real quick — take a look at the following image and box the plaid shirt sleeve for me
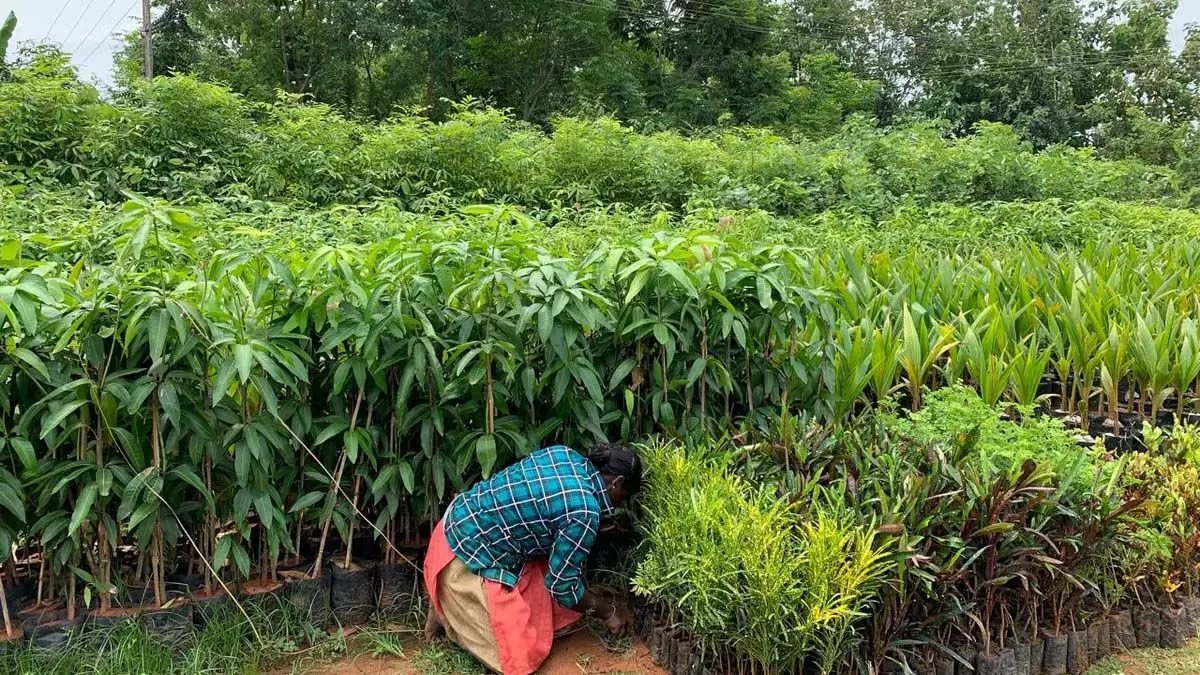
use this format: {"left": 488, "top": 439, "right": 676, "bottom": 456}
{"left": 544, "top": 503, "right": 601, "bottom": 608}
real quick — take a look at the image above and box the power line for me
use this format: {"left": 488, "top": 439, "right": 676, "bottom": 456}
{"left": 44, "top": 0, "right": 78, "bottom": 40}
{"left": 61, "top": 0, "right": 102, "bottom": 49}
{"left": 70, "top": 0, "right": 124, "bottom": 56}
{"left": 78, "top": 0, "right": 138, "bottom": 66}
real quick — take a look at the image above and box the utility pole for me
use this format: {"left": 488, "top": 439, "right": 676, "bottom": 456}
{"left": 141, "top": 0, "right": 153, "bottom": 79}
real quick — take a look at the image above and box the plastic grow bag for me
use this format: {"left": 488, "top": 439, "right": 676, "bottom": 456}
{"left": 1133, "top": 607, "right": 1161, "bottom": 649}
{"left": 329, "top": 560, "right": 375, "bottom": 626}
{"left": 1110, "top": 610, "right": 1135, "bottom": 652}
{"left": 1066, "top": 629, "right": 1088, "bottom": 675}
{"left": 281, "top": 571, "right": 331, "bottom": 628}
{"left": 1159, "top": 606, "right": 1189, "bottom": 649}
{"left": 1029, "top": 637, "right": 1044, "bottom": 675}
{"left": 1041, "top": 632, "right": 1067, "bottom": 675}
{"left": 1012, "top": 641, "right": 1031, "bottom": 675}
{"left": 140, "top": 602, "right": 194, "bottom": 648}
{"left": 376, "top": 562, "right": 417, "bottom": 616}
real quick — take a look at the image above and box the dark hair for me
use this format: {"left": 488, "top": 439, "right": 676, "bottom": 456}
{"left": 586, "top": 442, "right": 643, "bottom": 495}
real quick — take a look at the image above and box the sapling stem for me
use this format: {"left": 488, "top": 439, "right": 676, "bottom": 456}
{"left": 150, "top": 389, "right": 166, "bottom": 606}
{"left": 0, "top": 567, "right": 12, "bottom": 638}
{"left": 313, "top": 387, "right": 365, "bottom": 577}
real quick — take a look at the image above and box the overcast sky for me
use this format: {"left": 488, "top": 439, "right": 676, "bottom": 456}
{"left": 5, "top": 0, "right": 1200, "bottom": 88}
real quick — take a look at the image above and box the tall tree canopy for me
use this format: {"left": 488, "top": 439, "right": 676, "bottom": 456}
{"left": 107, "top": 0, "right": 1198, "bottom": 152}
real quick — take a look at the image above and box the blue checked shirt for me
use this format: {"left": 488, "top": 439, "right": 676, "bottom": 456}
{"left": 444, "top": 445, "right": 614, "bottom": 608}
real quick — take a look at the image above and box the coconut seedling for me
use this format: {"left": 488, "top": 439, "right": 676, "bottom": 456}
{"left": 822, "top": 320, "right": 874, "bottom": 424}
{"left": 1129, "top": 309, "right": 1177, "bottom": 423}
{"left": 1099, "top": 323, "right": 1132, "bottom": 434}
{"left": 959, "top": 308, "right": 1012, "bottom": 407}
{"left": 1009, "top": 334, "right": 1052, "bottom": 409}
{"left": 868, "top": 314, "right": 901, "bottom": 405}
{"left": 1173, "top": 319, "right": 1200, "bottom": 418}
{"left": 898, "top": 306, "right": 956, "bottom": 410}
{"left": 1060, "top": 293, "right": 1105, "bottom": 427}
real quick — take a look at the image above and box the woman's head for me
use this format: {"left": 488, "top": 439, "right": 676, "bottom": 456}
{"left": 586, "top": 442, "right": 642, "bottom": 504}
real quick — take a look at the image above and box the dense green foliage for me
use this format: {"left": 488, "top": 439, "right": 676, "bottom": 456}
{"left": 5, "top": 22, "right": 1200, "bottom": 673}
{"left": 635, "top": 392, "right": 1200, "bottom": 673}
{"left": 5, "top": 186, "right": 1200, "bottom": 663}
{"left": 100, "top": 0, "right": 1200, "bottom": 158}
{"left": 0, "top": 58, "right": 1186, "bottom": 211}
{"left": 636, "top": 442, "right": 887, "bottom": 672}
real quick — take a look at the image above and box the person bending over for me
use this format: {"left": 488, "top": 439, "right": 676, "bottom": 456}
{"left": 423, "top": 443, "right": 642, "bottom": 674}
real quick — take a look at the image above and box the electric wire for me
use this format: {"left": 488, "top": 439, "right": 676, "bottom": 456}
{"left": 71, "top": 0, "right": 124, "bottom": 58}
{"left": 60, "top": 0, "right": 103, "bottom": 49}
{"left": 44, "top": 0, "right": 79, "bottom": 40}
{"left": 78, "top": 0, "right": 139, "bottom": 68}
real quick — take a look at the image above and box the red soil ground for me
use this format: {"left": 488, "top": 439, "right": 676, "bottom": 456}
{"left": 294, "top": 630, "right": 664, "bottom": 675}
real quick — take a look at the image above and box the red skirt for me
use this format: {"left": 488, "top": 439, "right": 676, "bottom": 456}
{"left": 425, "top": 519, "right": 581, "bottom": 674}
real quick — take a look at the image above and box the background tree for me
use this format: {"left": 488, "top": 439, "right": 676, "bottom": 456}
{"left": 101, "top": 0, "right": 1198, "bottom": 152}
{"left": 0, "top": 12, "right": 16, "bottom": 80}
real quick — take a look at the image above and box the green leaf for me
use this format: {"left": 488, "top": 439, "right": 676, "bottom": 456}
{"left": 756, "top": 275, "right": 773, "bottom": 309}
{"left": 212, "top": 359, "right": 236, "bottom": 406}
{"left": 0, "top": 482, "right": 24, "bottom": 523}
{"left": 213, "top": 536, "right": 232, "bottom": 571}
{"left": 12, "top": 347, "right": 50, "bottom": 381}
{"left": 69, "top": 485, "right": 98, "bottom": 536}
{"left": 608, "top": 359, "right": 636, "bottom": 390}
{"left": 652, "top": 323, "right": 669, "bottom": 345}
{"left": 128, "top": 502, "right": 157, "bottom": 531}
{"left": 158, "top": 381, "right": 181, "bottom": 426}
{"left": 625, "top": 269, "right": 650, "bottom": 304}
{"left": 538, "top": 306, "right": 553, "bottom": 343}
{"left": 234, "top": 343, "right": 254, "bottom": 384}
{"left": 0, "top": 238, "right": 18, "bottom": 261}
{"left": 96, "top": 468, "right": 113, "bottom": 498}
{"left": 231, "top": 542, "right": 251, "bottom": 578}
{"left": 476, "top": 435, "right": 498, "bottom": 477}
{"left": 577, "top": 366, "right": 603, "bottom": 404}
{"left": 150, "top": 310, "right": 168, "bottom": 363}
{"left": 170, "top": 466, "right": 212, "bottom": 508}
{"left": 315, "top": 419, "right": 350, "bottom": 446}
{"left": 687, "top": 357, "right": 706, "bottom": 387}
{"left": 398, "top": 460, "right": 415, "bottom": 494}
{"left": 290, "top": 491, "right": 323, "bottom": 513}
{"left": 10, "top": 438, "right": 36, "bottom": 472}
{"left": 40, "top": 400, "right": 88, "bottom": 439}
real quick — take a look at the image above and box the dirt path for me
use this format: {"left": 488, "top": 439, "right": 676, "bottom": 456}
{"left": 292, "top": 630, "right": 664, "bottom": 675}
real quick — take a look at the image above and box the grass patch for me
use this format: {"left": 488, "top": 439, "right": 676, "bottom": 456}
{"left": 411, "top": 642, "right": 485, "bottom": 675}
{"left": 359, "top": 628, "right": 407, "bottom": 658}
{"left": 0, "top": 597, "right": 335, "bottom": 675}
{"left": 1088, "top": 641, "right": 1200, "bottom": 674}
